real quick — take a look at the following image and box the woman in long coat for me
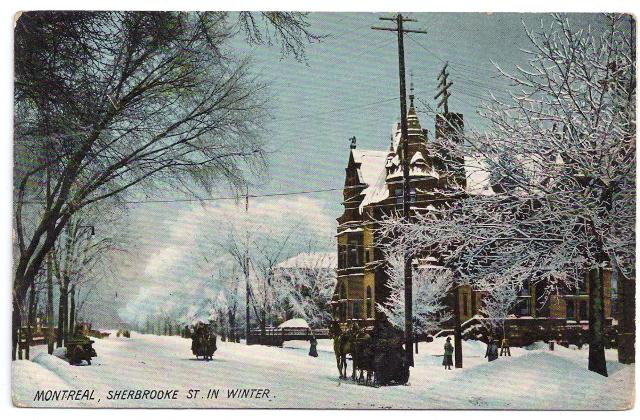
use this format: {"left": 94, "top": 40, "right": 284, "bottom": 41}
{"left": 485, "top": 338, "right": 499, "bottom": 362}
{"left": 443, "top": 337, "right": 454, "bottom": 370}
{"left": 309, "top": 334, "right": 318, "bottom": 357}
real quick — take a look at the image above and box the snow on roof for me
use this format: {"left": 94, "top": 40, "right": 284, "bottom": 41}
{"left": 360, "top": 166, "right": 390, "bottom": 211}
{"left": 277, "top": 318, "right": 310, "bottom": 329}
{"left": 386, "top": 154, "right": 400, "bottom": 168}
{"left": 411, "top": 151, "right": 426, "bottom": 165}
{"left": 465, "top": 155, "right": 495, "bottom": 196}
{"left": 337, "top": 227, "right": 363, "bottom": 235}
{"left": 352, "top": 149, "right": 388, "bottom": 186}
{"left": 277, "top": 252, "right": 337, "bottom": 269}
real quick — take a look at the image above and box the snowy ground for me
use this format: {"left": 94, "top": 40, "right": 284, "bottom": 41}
{"left": 12, "top": 332, "right": 634, "bottom": 409}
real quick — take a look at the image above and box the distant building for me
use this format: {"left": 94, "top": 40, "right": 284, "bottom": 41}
{"left": 274, "top": 252, "right": 337, "bottom": 327}
{"left": 276, "top": 252, "right": 337, "bottom": 271}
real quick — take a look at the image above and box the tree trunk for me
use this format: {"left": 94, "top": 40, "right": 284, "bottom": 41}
{"left": 617, "top": 268, "right": 635, "bottom": 364}
{"left": 25, "top": 285, "right": 37, "bottom": 360}
{"left": 17, "top": 324, "right": 23, "bottom": 360}
{"left": 69, "top": 285, "right": 76, "bottom": 337}
{"left": 453, "top": 287, "right": 463, "bottom": 368}
{"left": 47, "top": 252, "right": 55, "bottom": 355}
{"left": 228, "top": 310, "right": 236, "bottom": 342}
{"left": 57, "top": 277, "right": 69, "bottom": 347}
{"left": 588, "top": 267, "right": 608, "bottom": 377}
{"left": 260, "top": 308, "right": 266, "bottom": 345}
{"left": 12, "top": 295, "right": 22, "bottom": 360}
{"left": 12, "top": 298, "right": 18, "bottom": 361}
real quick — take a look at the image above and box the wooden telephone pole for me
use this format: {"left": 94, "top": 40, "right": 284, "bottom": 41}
{"left": 435, "top": 62, "right": 452, "bottom": 114}
{"left": 436, "top": 61, "right": 462, "bottom": 368}
{"left": 245, "top": 186, "right": 250, "bottom": 345}
{"left": 373, "top": 14, "right": 427, "bottom": 369}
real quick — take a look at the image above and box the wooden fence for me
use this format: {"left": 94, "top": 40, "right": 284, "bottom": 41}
{"left": 247, "top": 327, "right": 330, "bottom": 347}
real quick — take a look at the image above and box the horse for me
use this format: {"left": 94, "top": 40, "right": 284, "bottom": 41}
{"left": 329, "top": 322, "right": 350, "bottom": 378}
{"left": 351, "top": 328, "right": 376, "bottom": 385}
{"left": 330, "top": 322, "right": 372, "bottom": 381}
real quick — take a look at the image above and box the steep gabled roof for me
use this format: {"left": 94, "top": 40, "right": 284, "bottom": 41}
{"left": 360, "top": 166, "right": 390, "bottom": 211}
{"left": 351, "top": 149, "right": 388, "bottom": 186}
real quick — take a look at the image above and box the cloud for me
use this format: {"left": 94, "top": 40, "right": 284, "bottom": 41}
{"left": 117, "top": 195, "right": 337, "bottom": 324}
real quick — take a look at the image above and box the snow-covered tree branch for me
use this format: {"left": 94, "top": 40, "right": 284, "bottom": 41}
{"left": 478, "top": 280, "right": 520, "bottom": 339}
{"left": 273, "top": 252, "right": 337, "bottom": 328}
{"left": 377, "top": 253, "right": 453, "bottom": 334}
{"left": 378, "top": 13, "right": 635, "bottom": 375}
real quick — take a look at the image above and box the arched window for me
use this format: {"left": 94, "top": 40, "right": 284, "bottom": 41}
{"left": 366, "top": 286, "right": 372, "bottom": 319}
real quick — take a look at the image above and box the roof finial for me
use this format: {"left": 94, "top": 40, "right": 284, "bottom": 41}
{"left": 349, "top": 136, "right": 357, "bottom": 150}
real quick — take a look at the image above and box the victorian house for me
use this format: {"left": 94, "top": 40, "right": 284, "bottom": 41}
{"left": 331, "top": 93, "right": 613, "bottom": 339}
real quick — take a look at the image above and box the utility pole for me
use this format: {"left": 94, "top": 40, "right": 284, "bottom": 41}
{"left": 245, "top": 185, "right": 250, "bottom": 345}
{"left": 435, "top": 62, "right": 452, "bottom": 114}
{"left": 373, "top": 14, "right": 427, "bottom": 369}
{"left": 436, "top": 61, "right": 463, "bottom": 368}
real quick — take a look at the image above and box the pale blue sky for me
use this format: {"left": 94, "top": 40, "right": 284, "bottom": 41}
{"left": 100, "top": 13, "right": 611, "bottom": 325}
{"left": 233, "top": 12, "right": 607, "bottom": 212}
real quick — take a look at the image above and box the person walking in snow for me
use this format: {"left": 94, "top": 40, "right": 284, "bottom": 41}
{"left": 485, "top": 338, "right": 499, "bottom": 362}
{"left": 309, "top": 333, "right": 318, "bottom": 357}
{"left": 500, "top": 336, "right": 511, "bottom": 356}
{"left": 443, "top": 337, "right": 454, "bottom": 370}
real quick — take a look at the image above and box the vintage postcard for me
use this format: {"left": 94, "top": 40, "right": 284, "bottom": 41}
{"left": 10, "top": 9, "right": 636, "bottom": 409}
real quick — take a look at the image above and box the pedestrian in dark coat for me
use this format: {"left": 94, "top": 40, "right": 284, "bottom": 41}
{"left": 500, "top": 337, "right": 511, "bottom": 356}
{"left": 485, "top": 339, "right": 499, "bottom": 362}
{"left": 443, "top": 337, "right": 454, "bottom": 370}
{"left": 309, "top": 334, "right": 318, "bottom": 357}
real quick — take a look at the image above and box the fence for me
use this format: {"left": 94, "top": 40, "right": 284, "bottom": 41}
{"left": 247, "top": 327, "right": 330, "bottom": 347}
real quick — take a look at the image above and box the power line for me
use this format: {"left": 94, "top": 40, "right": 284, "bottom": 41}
{"left": 20, "top": 186, "right": 348, "bottom": 206}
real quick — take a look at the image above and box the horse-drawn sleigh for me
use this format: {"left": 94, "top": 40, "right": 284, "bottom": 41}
{"left": 329, "top": 320, "right": 410, "bottom": 386}
{"left": 65, "top": 325, "right": 98, "bottom": 365}
{"left": 191, "top": 322, "right": 217, "bottom": 361}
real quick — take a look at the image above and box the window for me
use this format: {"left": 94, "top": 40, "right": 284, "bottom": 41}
{"left": 516, "top": 297, "right": 530, "bottom": 316}
{"left": 366, "top": 286, "right": 372, "bottom": 319}
{"left": 348, "top": 241, "right": 361, "bottom": 267}
{"left": 462, "top": 292, "right": 470, "bottom": 317}
{"left": 365, "top": 247, "right": 375, "bottom": 263}
{"left": 353, "top": 301, "right": 361, "bottom": 320}
{"left": 394, "top": 187, "right": 417, "bottom": 210}
{"left": 579, "top": 300, "right": 588, "bottom": 321}
{"left": 338, "top": 245, "right": 345, "bottom": 268}
{"left": 566, "top": 299, "right": 575, "bottom": 320}
{"left": 339, "top": 283, "right": 347, "bottom": 321}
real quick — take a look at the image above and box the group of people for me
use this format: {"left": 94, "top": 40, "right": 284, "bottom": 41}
{"left": 442, "top": 336, "right": 511, "bottom": 369}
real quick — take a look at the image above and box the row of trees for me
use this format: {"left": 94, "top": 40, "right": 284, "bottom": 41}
{"left": 206, "top": 228, "right": 337, "bottom": 341}
{"left": 14, "top": 204, "right": 125, "bottom": 360}
{"left": 12, "top": 11, "right": 320, "bottom": 360}
{"left": 378, "top": 14, "right": 635, "bottom": 376}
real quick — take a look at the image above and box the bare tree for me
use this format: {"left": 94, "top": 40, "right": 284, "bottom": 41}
{"left": 12, "top": 11, "right": 321, "bottom": 359}
{"left": 52, "top": 206, "right": 125, "bottom": 346}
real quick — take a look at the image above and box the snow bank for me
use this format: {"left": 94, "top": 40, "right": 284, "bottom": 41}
{"left": 12, "top": 333, "right": 634, "bottom": 409}
{"left": 278, "top": 318, "right": 310, "bottom": 329}
{"left": 12, "top": 359, "right": 74, "bottom": 407}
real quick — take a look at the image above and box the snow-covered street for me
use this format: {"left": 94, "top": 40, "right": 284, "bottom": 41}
{"left": 12, "top": 332, "right": 634, "bottom": 409}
